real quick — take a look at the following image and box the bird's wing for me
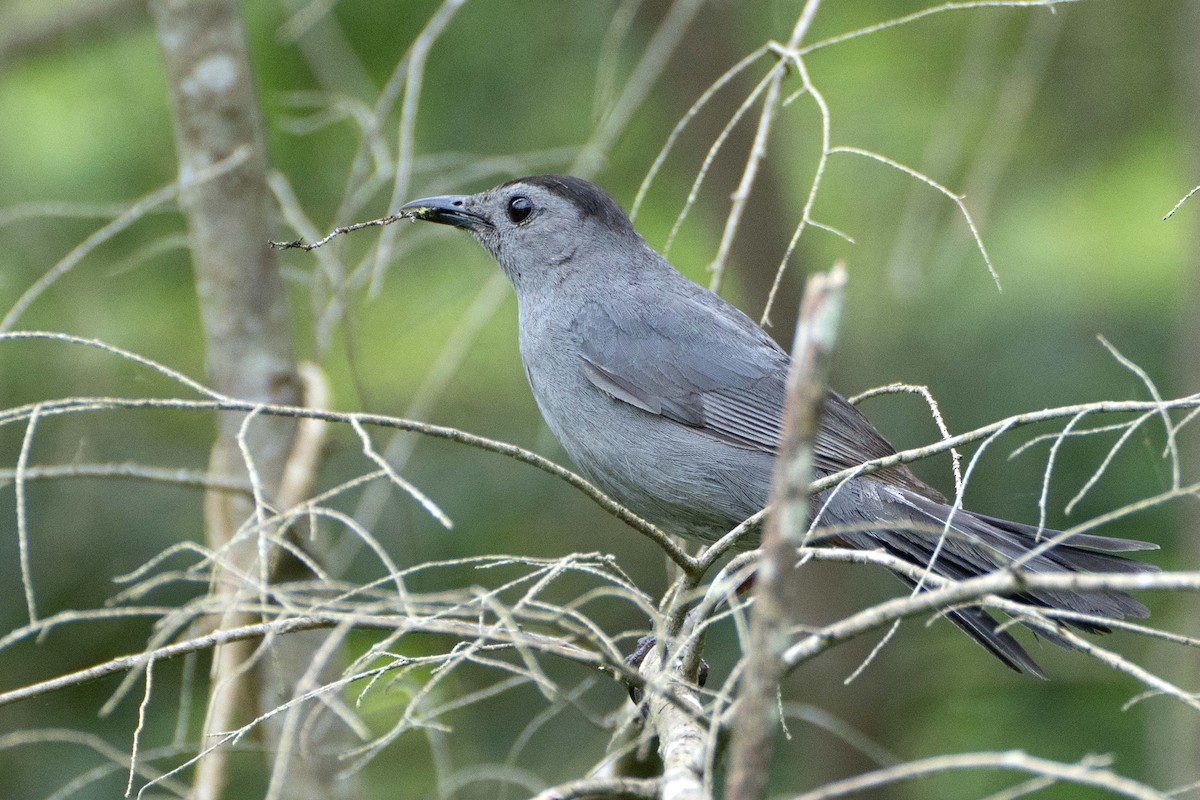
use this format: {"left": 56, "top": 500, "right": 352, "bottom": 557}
{"left": 574, "top": 290, "right": 908, "bottom": 479}
{"left": 576, "top": 292, "right": 784, "bottom": 452}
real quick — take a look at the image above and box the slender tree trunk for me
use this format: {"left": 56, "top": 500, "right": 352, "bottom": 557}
{"left": 152, "top": 2, "right": 352, "bottom": 797}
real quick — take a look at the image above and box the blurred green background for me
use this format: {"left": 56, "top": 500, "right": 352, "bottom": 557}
{"left": 0, "top": 0, "right": 1197, "bottom": 797}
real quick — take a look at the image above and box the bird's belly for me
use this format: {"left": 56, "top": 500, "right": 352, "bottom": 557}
{"left": 534, "top": 379, "right": 775, "bottom": 543}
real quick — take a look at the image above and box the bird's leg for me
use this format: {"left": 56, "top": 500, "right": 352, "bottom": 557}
{"left": 624, "top": 634, "right": 709, "bottom": 707}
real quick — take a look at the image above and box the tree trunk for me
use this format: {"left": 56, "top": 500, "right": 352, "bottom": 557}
{"left": 152, "top": 1, "right": 353, "bottom": 797}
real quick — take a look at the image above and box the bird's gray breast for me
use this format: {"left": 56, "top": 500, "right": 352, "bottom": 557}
{"left": 515, "top": 294, "right": 775, "bottom": 542}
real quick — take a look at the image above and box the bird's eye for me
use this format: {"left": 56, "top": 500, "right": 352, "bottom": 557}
{"left": 507, "top": 196, "right": 533, "bottom": 223}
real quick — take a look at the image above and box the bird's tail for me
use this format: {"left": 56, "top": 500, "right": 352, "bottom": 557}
{"left": 854, "top": 489, "right": 1159, "bottom": 675}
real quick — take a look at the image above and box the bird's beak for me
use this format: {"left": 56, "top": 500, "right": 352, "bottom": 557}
{"left": 399, "top": 195, "right": 490, "bottom": 230}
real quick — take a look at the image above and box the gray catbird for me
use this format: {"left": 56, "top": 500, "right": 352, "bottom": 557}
{"left": 401, "top": 174, "right": 1157, "bottom": 675}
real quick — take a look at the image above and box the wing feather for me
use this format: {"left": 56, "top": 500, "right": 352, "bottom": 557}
{"left": 574, "top": 289, "right": 924, "bottom": 489}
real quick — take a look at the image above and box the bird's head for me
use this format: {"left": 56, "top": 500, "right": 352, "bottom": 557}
{"left": 400, "top": 175, "right": 646, "bottom": 291}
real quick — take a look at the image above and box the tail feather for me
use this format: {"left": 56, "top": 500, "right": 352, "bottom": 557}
{"left": 970, "top": 510, "right": 1159, "bottom": 554}
{"left": 893, "top": 574, "right": 1047, "bottom": 677}
{"left": 841, "top": 485, "right": 1159, "bottom": 674}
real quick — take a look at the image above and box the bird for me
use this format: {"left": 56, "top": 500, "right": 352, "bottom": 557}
{"left": 400, "top": 174, "right": 1157, "bottom": 675}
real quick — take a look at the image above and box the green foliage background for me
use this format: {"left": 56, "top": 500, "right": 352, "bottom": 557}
{"left": 0, "top": 1, "right": 1196, "bottom": 797}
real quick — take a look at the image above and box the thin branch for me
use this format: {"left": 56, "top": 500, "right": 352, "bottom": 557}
{"left": 1099, "top": 334, "right": 1181, "bottom": 489}
{"left": 369, "top": 0, "right": 467, "bottom": 279}
{"left": 0, "top": 148, "right": 249, "bottom": 333}
{"left": 0, "top": 391, "right": 694, "bottom": 569}
{"left": 663, "top": 66, "right": 780, "bottom": 258}
{"left": 0, "top": 330, "right": 223, "bottom": 397}
{"left": 15, "top": 405, "right": 40, "bottom": 623}
{"left": 0, "top": 613, "right": 607, "bottom": 709}
{"left": 706, "top": 60, "right": 788, "bottom": 293}
{"left": 269, "top": 211, "right": 406, "bottom": 250}
{"left": 798, "top": 1, "right": 1082, "bottom": 56}
{"left": 783, "top": 565, "right": 1200, "bottom": 684}
{"left": 848, "top": 383, "right": 963, "bottom": 495}
{"left": 350, "top": 416, "right": 452, "bottom": 528}
{"left": 571, "top": 0, "right": 708, "bottom": 177}
{"left": 706, "top": 0, "right": 834, "bottom": 292}
{"left": 531, "top": 776, "right": 659, "bottom": 800}
{"left": 1163, "top": 183, "right": 1200, "bottom": 220}
{"left": 631, "top": 45, "right": 771, "bottom": 221}
{"left": 4, "top": 385, "right": 1197, "bottom": 573}
{"left": 829, "top": 145, "right": 1000, "bottom": 289}
{"left": 760, "top": 47, "right": 832, "bottom": 326}
{"left": 726, "top": 262, "right": 846, "bottom": 800}
{"left": 787, "top": 750, "right": 1166, "bottom": 800}
{"left": 810, "top": 396, "right": 1200, "bottom": 496}
{"left": 0, "top": 0, "right": 146, "bottom": 74}
{"left": 125, "top": 658, "right": 155, "bottom": 798}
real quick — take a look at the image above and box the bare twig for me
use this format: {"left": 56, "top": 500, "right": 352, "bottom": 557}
{"left": 799, "top": 1, "right": 1082, "bottom": 56}
{"left": 830, "top": 145, "right": 1000, "bottom": 289}
{"left": 0, "top": 149, "right": 249, "bottom": 333}
{"left": 663, "top": 67, "right": 780, "bottom": 258}
{"left": 809, "top": 396, "right": 1200, "bottom": 496}
{"left": 0, "top": 397, "right": 693, "bottom": 570}
{"left": 0, "top": 612, "right": 608, "bottom": 710}
{"left": 705, "top": 5, "right": 814, "bottom": 296}
{"left": 783, "top": 564, "right": 1200, "bottom": 686}
{"left": 14, "top": 404, "right": 40, "bottom": 623}
{"left": 788, "top": 750, "right": 1166, "bottom": 800}
{"left": 848, "top": 383, "right": 963, "bottom": 495}
{"left": 632, "top": 45, "right": 772, "bottom": 221}
{"left": 0, "top": 0, "right": 146, "bottom": 74}
{"left": 1163, "top": 184, "right": 1200, "bottom": 220}
{"left": 1, "top": 383, "right": 1195, "bottom": 573}
{"left": 531, "top": 776, "right": 659, "bottom": 800}
{"left": 374, "top": 0, "right": 467, "bottom": 276}
{"left": 571, "top": 0, "right": 707, "bottom": 177}
{"left": 269, "top": 210, "right": 410, "bottom": 250}
{"left": 760, "top": 47, "right": 833, "bottom": 326}
{"left": 726, "top": 263, "right": 847, "bottom": 800}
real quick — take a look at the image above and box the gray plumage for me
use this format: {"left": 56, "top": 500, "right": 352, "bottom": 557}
{"left": 402, "top": 174, "right": 1157, "bottom": 676}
